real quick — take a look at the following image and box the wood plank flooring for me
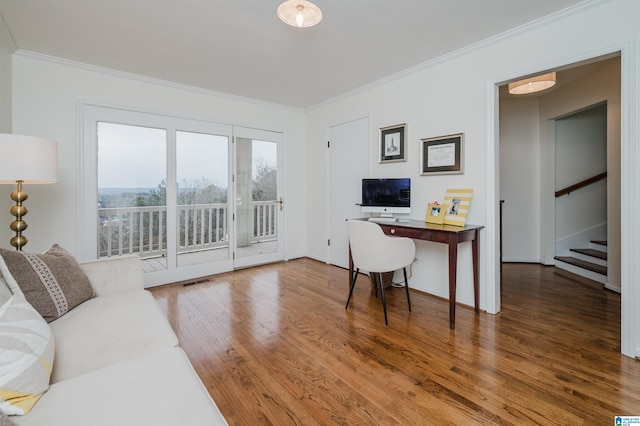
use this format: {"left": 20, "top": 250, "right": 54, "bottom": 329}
{"left": 150, "top": 259, "right": 640, "bottom": 425}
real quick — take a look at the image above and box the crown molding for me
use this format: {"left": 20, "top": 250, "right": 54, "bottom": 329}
{"left": 306, "top": 0, "right": 608, "bottom": 112}
{"left": 0, "top": 14, "right": 17, "bottom": 53}
{"left": 13, "top": 49, "right": 304, "bottom": 113}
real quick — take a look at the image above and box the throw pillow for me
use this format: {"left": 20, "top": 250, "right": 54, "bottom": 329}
{"left": 0, "top": 411, "right": 17, "bottom": 426}
{"left": 0, "top": 294, "right": 55, "bottom": 416}
{"left": 0, "top": 244, "right": 94, "bottom": 322}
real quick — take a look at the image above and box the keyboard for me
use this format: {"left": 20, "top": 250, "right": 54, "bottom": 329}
{"left": 367, "top": 217, "right": 398, "bottom": 223}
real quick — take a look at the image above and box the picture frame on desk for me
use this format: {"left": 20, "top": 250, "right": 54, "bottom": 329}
{"left": 425, "top": 203, "right": 446, "bottom": 225}
{"left": 420, "top": 133, "right": 463, "bottom": 175}
{"left": 379, "top": 123, "right": 407, "bottom": 163}
{"left": 443, "top": 188, "right": 473, "bottom": 226}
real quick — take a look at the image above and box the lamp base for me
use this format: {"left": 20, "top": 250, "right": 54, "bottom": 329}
{"left": 9, "top": 180, "right": 28, "bottom": 251}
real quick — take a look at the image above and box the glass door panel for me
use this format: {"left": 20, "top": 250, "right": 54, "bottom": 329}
{"left": 176, "top": 131, "right": 230, "bottom": 267}
{"left": 97, "top": 122, "right": 168, "bottom": 272}
{"left": 233, "top": 127, "right": 283, "bottom": 268}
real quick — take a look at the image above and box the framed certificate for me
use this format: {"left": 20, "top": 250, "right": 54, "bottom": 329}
{"left": 420, "top": 133, "right": 463, "bottom": 175}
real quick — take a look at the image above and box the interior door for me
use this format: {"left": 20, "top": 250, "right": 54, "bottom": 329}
{"left": 328, "top": 117, "right": 370, "bottom": 268}
{"left": 232, "top": 127, "right": 284, "bottom": 269}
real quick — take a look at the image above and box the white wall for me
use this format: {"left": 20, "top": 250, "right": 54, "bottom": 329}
{"left": 555, "top": 105, "right": 607, "bottom": 244}
{"left": 0, "top": 27, "right": 13, "bottom": 244}
{"left": 305, "top": 0, "right": 639, "bottom": 350}
{"left": 9, "top": 53, "right": 307, "bottom": 260}
{"left": 0, "top": 23, "right": 11, "bottom": 133}
{"left": 499, "top": 97, "right": 541, "bottom": 262}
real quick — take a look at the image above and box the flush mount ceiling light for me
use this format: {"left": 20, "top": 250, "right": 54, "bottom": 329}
{"left": 277, "top": 0, "right": 323, "bottom": 28}
{"left": 508, "top": 72, "right": 557, "bottom": 95}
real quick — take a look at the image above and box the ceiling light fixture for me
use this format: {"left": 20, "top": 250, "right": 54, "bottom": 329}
{"left": 277, "top": 0, "right": 323, "bottom": 28}
{"left": 508, "top": 72, "right": 557, "bottom": 95}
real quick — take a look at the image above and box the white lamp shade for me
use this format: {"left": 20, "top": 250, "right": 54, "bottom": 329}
{"left": 508, "top": 72, "right": 557, "bottom": 95}
{"left": 0, "top": 134, "right": 58, "bottom": 184}
{"left": 277, "top": 0, "right": 323, "bottom": 28}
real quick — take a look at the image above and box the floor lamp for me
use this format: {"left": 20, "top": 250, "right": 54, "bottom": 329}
{"left": 0, "top": 134, "right": 58, "bottom": 250}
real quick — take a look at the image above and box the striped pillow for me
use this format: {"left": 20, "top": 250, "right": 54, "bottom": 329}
{"left": 0, "top": 294, "right": 55, "bottom": 416}
{"left": 0, "top": 245, "right": 94, "bottom": 322}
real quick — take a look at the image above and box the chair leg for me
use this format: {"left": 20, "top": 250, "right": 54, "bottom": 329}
{"left": 378, "top": 272, "right": 388, "bottom": 325}
{"left": 372, "top": 273, "right": 378, "bottom": 298}
{"left": 403, "top": 267, "right": 411, "bottom": 312}
{"left": 345, "top": 268, "right": 360, "bottom": 309}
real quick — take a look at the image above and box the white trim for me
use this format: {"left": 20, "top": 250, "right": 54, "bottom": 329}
{"left": 0, "top": 15, "right": 16, "bottom": 53}
{"left": 485, "top": 81, "right": 500, "bottom": 315}
{"left": 619, "top": 40, "right": 637, "bottom": 358}
{"left": 76, "top": 97, "right": 287, "bottom": 136}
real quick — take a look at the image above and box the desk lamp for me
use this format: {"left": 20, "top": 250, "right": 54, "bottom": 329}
{"left": 0, "top": 134, "right": 58, "bottom": 250}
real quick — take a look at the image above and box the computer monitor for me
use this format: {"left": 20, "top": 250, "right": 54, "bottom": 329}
{"left": 361, "top": 178, "right": 411, "bottom": 219}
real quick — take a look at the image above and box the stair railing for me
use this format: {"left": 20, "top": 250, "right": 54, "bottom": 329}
{"left": 555, "top": 172, "right": 607, "bottom": 198}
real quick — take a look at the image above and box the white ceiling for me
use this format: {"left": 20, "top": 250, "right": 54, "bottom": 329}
{"left": 0, "top": 0, "right": 590, "bottom": 109}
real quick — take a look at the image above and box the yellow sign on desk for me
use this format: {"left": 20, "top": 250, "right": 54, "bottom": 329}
{"left": 443, "top": 188, "right": 473, "bottom": 226}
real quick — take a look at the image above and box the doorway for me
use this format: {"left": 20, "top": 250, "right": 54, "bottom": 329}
{"left": 496, "top": 54, "right": 629, "bottom": 353}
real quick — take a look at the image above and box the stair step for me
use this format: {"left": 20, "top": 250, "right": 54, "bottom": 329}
{"left": 571, "top": 248, "right": 607, "bottom": 260}
{"left": 591, "top": 240, "right": 607, "bottom": 246}
{"left": 554, "top": 256, "right": 607, "bottom": 275}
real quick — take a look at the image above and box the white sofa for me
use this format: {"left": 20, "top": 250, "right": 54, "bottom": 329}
{"left": 0, "top": 255, "right": 227, "bottom": 426}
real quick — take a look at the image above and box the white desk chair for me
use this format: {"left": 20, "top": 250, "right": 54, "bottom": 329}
{"left": 346, "top": 219, "right": 415, "bottom": 325}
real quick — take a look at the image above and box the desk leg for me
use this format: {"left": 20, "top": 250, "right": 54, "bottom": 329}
{"left": 472, "top": 231, "right": 480, "bottom": 313}
{"left": 448, "top": 237, "right": 457, "bottom": 329}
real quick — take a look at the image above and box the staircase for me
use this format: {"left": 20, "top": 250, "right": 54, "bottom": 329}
{"left": 554, "top": 240, "right": 607, "bottom": 284}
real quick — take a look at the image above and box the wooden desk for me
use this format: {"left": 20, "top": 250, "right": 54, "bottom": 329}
{"left": 348, "top": 220, "right": 483, "bottom": 329}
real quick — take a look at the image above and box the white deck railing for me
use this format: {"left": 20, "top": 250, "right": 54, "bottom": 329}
{"left": 98, "top": 201, "right": 277, "bottom": 258}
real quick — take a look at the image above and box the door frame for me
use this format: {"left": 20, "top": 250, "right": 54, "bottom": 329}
{"left": 78, "top": 101, "right": 286, "bottom": 285}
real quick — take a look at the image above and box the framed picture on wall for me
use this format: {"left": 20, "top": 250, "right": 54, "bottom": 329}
{"left": 379, "top": 123, "right": 407, "bottom": 163}
{"left": 420, "top": 133, "right": 464, "bottom": 175}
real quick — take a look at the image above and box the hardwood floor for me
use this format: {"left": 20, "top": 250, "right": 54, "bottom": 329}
{"left": 150, "top": 259, "right": 640, "bottom": 425}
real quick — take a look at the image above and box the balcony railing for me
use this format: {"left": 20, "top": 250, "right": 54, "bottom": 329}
{"left": 98, "top": 201, "right": 277, "bottom": 259}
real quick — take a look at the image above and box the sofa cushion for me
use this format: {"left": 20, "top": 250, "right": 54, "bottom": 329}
{"left": 79, "top": 256, "right": 144, "bottom": 297}
{"left": 0, "top": 275, "right": 11, "bottom": 308}
{"left": 0, "top": 245, "right": 94, "bottom": 322}
{"left": 0, "top": 295, "right": 54, "bottom": 416}
{"left": 12, "top": 347, "right": 228, "bottom": 426}
{"left": 48, "top": 290, "right": 178, "bottom": 383}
